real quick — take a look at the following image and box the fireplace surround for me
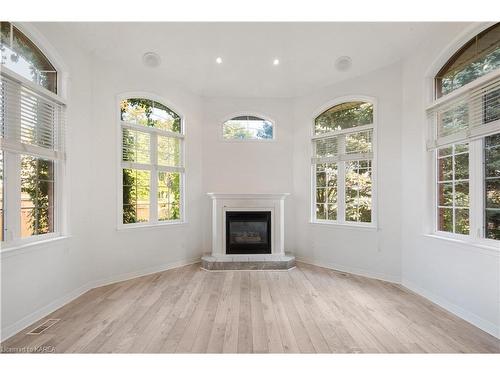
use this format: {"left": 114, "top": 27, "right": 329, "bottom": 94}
{"left": 202, "top": 193, "right": 295, "bottom": 270}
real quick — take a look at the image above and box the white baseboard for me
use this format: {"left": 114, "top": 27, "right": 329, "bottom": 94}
{"left": 296, "top": 256, "right": 401, "bottom": 283}
{"left": 92, "top": 257, "right": 201, "bottom": 289}
{"left": 1, "top": 281, "right": 93, "bottom": 341}
{"left": 1, "top": 257, "right": 201, "bottom": 341}
{"left": 401, "top": 279, "right": 500, "bottom": 339}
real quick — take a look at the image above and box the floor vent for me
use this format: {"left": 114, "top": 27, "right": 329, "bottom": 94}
{"left": 27, "top": 319, "right": 60, "bottom": 335}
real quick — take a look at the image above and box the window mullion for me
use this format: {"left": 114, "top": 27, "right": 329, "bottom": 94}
{"left": 469, "top": 139, "right": 483, "bottom": 240}
{"left": 150, "top": 133, "right": 158, "bottom": 223}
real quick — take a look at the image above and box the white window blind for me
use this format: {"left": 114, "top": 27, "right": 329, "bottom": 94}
{"left": 312, "top": 126, "right": 373, "bottom": 164}
{"left": 0, "top": 72, "right": 65, "bottom": 161}
{"left": 427, "top": 70, "right": 500, "bottom": 150}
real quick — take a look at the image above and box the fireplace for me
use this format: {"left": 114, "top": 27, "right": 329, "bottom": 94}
{"left": 225, "top": 211, "right": 271, "bottom": 254}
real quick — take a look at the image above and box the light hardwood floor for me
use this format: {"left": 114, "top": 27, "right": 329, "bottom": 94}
{"left": 2, "top": 262, "right": 499, "bottom": 353}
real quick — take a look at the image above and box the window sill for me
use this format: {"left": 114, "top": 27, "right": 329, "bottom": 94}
{"left": 423, "top": 233, "right": 500, "bottom": 255}
{"left": 309, "top": 220, "right": 378, "bottom": 231}
{"left": 1, "top": 235, "right": 71, "bottom": 259}
{"left": 117, "top": 221, "right": 188, "bottom": 231}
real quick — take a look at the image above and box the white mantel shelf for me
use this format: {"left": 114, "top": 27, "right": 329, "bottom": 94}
{"left": 207, "top": 193, "right": 290, "bottom": 200}
{"left": 203, "top": 192, "right": 294, "bottom": 270}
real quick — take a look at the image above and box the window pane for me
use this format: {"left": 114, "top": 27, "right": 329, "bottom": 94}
{"left": 315, "top": 137, "right": 338, "bottom": 158}
{"left": 120, "top": 98, "right": 181, "bottom": 132}
{"left": 20, "top": 156, "right": 54, "bottom": 237}
{"left": 438, "top": 156, "right": 453, "bottom": 181}
{"left": 438, "top": 103, "right": 468, "bottom": 137}
{"left": 438, "top": 183, "right": 453, "bottom": 206}
{"left": 122, "top": 168, "right": 150, "bottom": 224}
{"left": 485, "top": 209, "right": 500, "bottom": 240}
{"left": 485, "top": 134, "right": 500, "bottom": 178}
{"left": 485, "top": 179, "right": 500, "bottom": 209}
{"left": 454, "top": 182, "right": 469, "bottom": 207}
{"left": 485, "top": 134, "right": 500, "bottom": 240}
{"left": 454, "top": 153, "right": 469, "bottom": 180}
{"left": 0, "top": 22, "right": 57, "bottom": 93}
{"left": 484, "top": 88, "right": 500, "bottom": 124}
{"left": 326, "top": 204, "right": 337, "bottom": 221}
{"left": 345, "top": 160, "right": 372, "bottom": 223}
{"left": 345, "top": 130, "right": 372, "bottom": 154}
{"left": 314, "top": 102, "right": 373, "bottom": 135}
{"left": 316, "top": 188, "right": 326, "bottom": 204}
{"left": 122, "top": 129, "right": 150, "bottom": 164}
{"left": 455, "top": 209, "right": 470, "bottom": 235}
{"left": 438, "top": 208, "right": 453, "bottom": 232}
{"left": 158, "top": 172, "right": 180, "bottom": 221}
{"left": 316, "top": 204, "right": 326, "bottom": 220}
{"left": 158, "top": 136, "right": 180, "bottom": 167}
{"left": 222, "top": 116, "right": 273, "bottom": 140}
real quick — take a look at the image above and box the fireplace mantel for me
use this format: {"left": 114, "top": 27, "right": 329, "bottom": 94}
{"left": 202, "top": 193, "right": 294, "bottom": 270}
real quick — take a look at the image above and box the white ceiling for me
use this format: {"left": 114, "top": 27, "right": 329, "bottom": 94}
{"left": 50, "top": 22, "right": 469, "bottom": 98}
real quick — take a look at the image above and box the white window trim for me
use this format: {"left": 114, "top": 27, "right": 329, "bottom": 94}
{"left": 220, "top": 112, "right": 276, "bottom": 142}
{"left": 424, "top": 22, "right": 500, "bottom": 248}
{"left": 116, "top": 93, "right": 186, "bottom": 230}
{"left": 1, "top": 34, "right": 68, "bottom": 251}
{"left": 310, "top": 95, "right": 378, "bottom": 229}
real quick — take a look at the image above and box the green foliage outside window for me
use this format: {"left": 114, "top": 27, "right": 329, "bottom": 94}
{"left": 315, "top": 102, "right": 373, "bottom": 135}
{"left": 20, "top": 156, "right": 54, "bottom": 236}
{"left": 120, "top": 98, "right": 181, "bottom": 133}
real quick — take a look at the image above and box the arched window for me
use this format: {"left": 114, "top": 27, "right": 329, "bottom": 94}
{"left": 1, "top": 22, "right": 65, "bottom": 246}
{"left": 428, "top": 23, "right": 499, "bottom": 241}
{"left": 119, "top": 97, "right": 184, "bottom": 226}
{"left": 0, "top": 22, "right": 57, "bottom": 93}
{"left": 222, "top": 115, "right": 274, "bottom": 140}
{"left": 312, "top": 100, "right": 375, "bottom": 225}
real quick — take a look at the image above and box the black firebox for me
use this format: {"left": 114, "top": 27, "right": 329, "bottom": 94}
{"left": 225, "top": 211, "right": 271, "bottom": 254}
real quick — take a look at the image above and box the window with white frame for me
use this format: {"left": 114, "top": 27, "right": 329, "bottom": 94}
{"left": 222, "top": 115, "right": 274, "bottom": 140}
{"left": 119, "top": 98, "right": 184, "bottom": 226}
{"left": 312, "top": 100, "right": 375, "bottom": 224}
{"left": 0, "top": 22, "right": 65, "bottom": 245}
{"left": 428, "top": 23, "right": 500, "bottom": 241}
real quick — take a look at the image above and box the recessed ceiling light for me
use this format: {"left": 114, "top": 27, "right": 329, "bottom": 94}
{"left": 142, "top": 52, "right": 161, "bottom": 68}
{"left": 335, "top": 56, "right": 352, "bottom": 71}
{"left": 273, "top": 58, "right": 280, "bottom": 66}
{"left": 216, "top": 57, "right": 223, "bottom": 64}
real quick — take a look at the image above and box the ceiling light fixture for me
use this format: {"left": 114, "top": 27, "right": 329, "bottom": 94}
{"left": 216, "top": 57, "right": 223, "bottom": 64}
{"left": 142, "top": 52, "right": 161, "bottom": 68}
{"left": 335, "top": 56, "right": 352, "bottom": 71}
{"left": 273, "top": 58, "right": 280, "bottom": 66}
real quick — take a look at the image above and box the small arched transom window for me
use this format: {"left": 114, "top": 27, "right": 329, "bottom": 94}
{"left": 0, "top": 22, "right": 57, "bottom": 93}
{"left": 222, "top": 115, "right": 274, "bottom": 140}
{"left": 312, "top": 100, "right": 375, "bottom": 225}
{"left": 120, "top": 98, "right": 184, "bottom": 226}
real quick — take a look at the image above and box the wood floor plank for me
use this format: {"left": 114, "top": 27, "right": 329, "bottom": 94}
{"left": 2, "top": 263, "right": 498, "bottom": 354}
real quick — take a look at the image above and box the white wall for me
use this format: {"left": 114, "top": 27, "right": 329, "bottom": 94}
{"left": 200, "top": 97, "right": 295, "bottom": 252}
{"left": 1, "top": 22, "right": 94, "bottom": 338}
{"left": 291, "top": 63, "right": 403, "bottom": 282}
{"left": 400, "top": 23, "right": 500, "bottom": 338}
